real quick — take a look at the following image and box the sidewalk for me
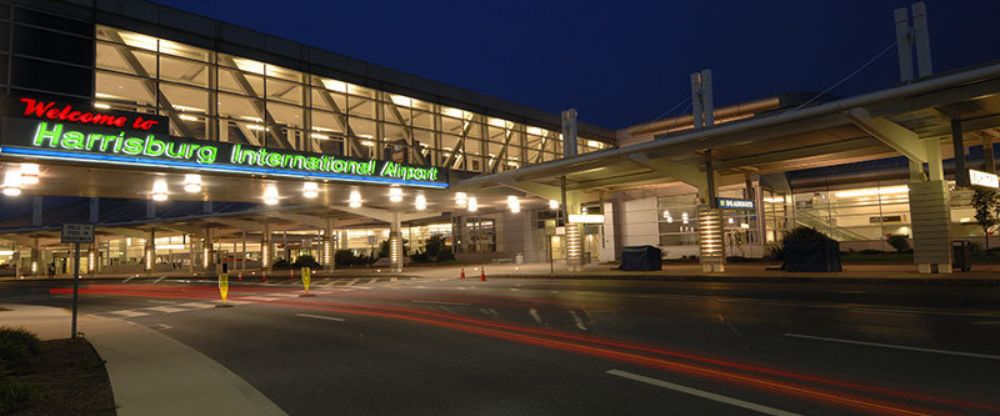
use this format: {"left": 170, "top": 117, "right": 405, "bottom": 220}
{"left": 0, "top": 304, "right": 287, "bottom": 416}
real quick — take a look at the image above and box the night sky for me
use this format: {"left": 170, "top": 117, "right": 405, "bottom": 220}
{"left": 156, "top": 0, "right": 1000, "bottom": 130}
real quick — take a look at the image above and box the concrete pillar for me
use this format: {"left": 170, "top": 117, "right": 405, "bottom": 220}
{"left": 203, "top": 228, "right": 214, "bottom": 270}
{"left": 699, "top": 151, "right": 725, "bottom": 272}
{"left": 261, "top": 223, "right": 272, "bottom": 271}
{"left": 389, "top": 212, "right": 403, "bottom": 273}
{"left": 910, "top": 138, "right": 952, "bottom": 274}
{"left": 324, "top": 218, "right": 336, "bottom": 271}
{"left": 561, "top": 109, "right": 578, "bottom": 158}
{"left": 984, "top": 137, "right": 996, "bottom": 174}
{"left": 144, "top": 228, "right": 155, "bottom": 273}
{"left": 241, "top": 231, "right": 247, "bottom": 272}
{"left": 30, "top": 237, "right": 39, "bottom": 276}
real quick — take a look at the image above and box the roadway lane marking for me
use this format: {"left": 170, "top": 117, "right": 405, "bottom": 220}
{"left": 236, "top": 296, "right": 284, "bottom": 302}
{"left": 412, "top": 300, "right": 471, "bottom": 306}
{"left": 122, "top": 276, "right": 137, "bottom": 283}
{"left": 152, "top": 276, "right": 167, "bottom": 284}
{"left": 606, "top": 369, "right": 801, "bottom": 416}
{"left": 529, "top": 308, "right": 544, "bottom": 324}
{"left": 367, "top": 278, "right": 379, "bottom": 285}
{"left": 146, "top": 306, "right": 192, "bottom": 313}
{"left": 109, "top": 310, "right": 149, "bottom": 318}
{"left": 177, "top": 302, "right": 216, "bottom": 310}
{"left": 569, "top": 310, "right": 588, "bottom": 331}
{"left": 784, "top": 333, "right": 1000, "bottom": 361}
{"left": 297, "top": 313, "right": 346, "bottom": 322}
{"left": 267, "top": 293, "right": 302, "bottom": 298}
{"left": 147, "top": 300, "right": 177, "bottom": 304}
{"left": 345, "top": 278, "right": 360, "bottom": 286}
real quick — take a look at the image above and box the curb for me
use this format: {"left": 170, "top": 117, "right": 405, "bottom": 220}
{"left": 484, "top": 274, "right": 1000, "bottom": 286}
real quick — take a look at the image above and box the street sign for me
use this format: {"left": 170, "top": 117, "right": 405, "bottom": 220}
{"left": 717, "top": 197, "right": 756, "bottom": 210}
{"left": 61, "top": 224, "right": 95, "bottom": 243}
{"left": 969, "top": 169, "right": 999, "bottom": 189}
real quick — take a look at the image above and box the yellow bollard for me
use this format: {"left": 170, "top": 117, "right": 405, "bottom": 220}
{"left": 299, "top": 267, "right": 315, "bottom": 297}
{"left": 215, "top": 273, "right": 234, "bottom": 308}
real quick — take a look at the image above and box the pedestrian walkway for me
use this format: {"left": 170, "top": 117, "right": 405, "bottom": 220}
{"left": 0, "top": 303, "right": 287, "bottom": 416}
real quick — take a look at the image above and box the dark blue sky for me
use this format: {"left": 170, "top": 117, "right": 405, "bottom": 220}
{"left": 158, "top": 0, "right": 1000, "bottom": 129}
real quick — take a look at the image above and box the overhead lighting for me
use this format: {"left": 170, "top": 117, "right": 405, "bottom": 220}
{"left": 506, "top": 195, "right": 520, "bottom": 214}
{"left": 415, "top": 194, "right": 427, "bottom": 211}
{"left": 302, "top": 182, "right": 319, "bottom": 199}
{"left": 19, "top": 163, "right": 39, "bottom": 185}
{"left": 548, "top": 199, "right": 559, "bottom": 210}
{"left": 94, "top": 102, "right": 111, "bottom": 110}
{"left": 179, "top": 114, "right": 199, "bottom": 122}
{"left": 467, "top": 196, "right": 478, "bottom": 212}
{"left": 321, "top": 78, "right": 348, "bottom": 93}
{"left": 389, "top": 186, "right": 403, "bottom": 203}
{"left": 349, "top": 190, "right": 362, "bottom": 208}
{"left": 681, "top": 211, "right": 689, "bottom": 225}
{"left": 151, "top": 179, "right": 168, "bottom": 202}
{"left": 834, "top": 185, "right": 909, "bottom": 199}
{"left": 2, "top": 169, "right": 22, "bottom": 197}
{"left": 310, "top": 133, "right": 330, "bottom": 140}
{"left": 183, "top": 174, "right": 202, "bottom": 193}
{"left": 455, "top": 192, "right": 468, "bottom": 207}
{"left": 263, "top": 185, "right": 279, "bottom": 205}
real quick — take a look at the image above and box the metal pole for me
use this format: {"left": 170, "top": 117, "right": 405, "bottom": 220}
{"left": 548, "top": 236, "right": 554, "bottom": 275}
{"left": 71, "top": 242, "right": 80, "bottom": 339}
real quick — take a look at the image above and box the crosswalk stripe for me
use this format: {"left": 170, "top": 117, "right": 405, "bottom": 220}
{"left": 146, "top": 306, "right": 193, "bottom": 313}
{"left": 109, "top": 309, "right": 149, "bottom": 317}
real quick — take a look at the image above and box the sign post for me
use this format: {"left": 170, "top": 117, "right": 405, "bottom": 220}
{"left": 216, "top": 273, "right": 232, "bottom": 308}
{"left": 299, "top": 267, "right": 315, "bottom": 297}
{"left": 61, "top": 224, "right": 94, "bottom": 339}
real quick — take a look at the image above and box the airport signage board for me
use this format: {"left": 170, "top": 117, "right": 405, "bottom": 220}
{"left": 60, "top": 223, "right": 94, "bottom": 244}
{"left": 0, "top": 97, "right": 448, "bottom": 189}
{"left": 716, "top": 197, "right": 755, "bottom": 210}
{"left": 969, "top": 169, "right": 999, "bottom": 189}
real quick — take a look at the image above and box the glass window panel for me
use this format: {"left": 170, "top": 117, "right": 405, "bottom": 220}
{"left": 266, "top": 78, "right": 303, "bottom": 105}
{"left": 158, "top": 39, "right": 209, "bottom": 62}
{"left": 96, "top": 42, "right": 157, "bottom": 77}
{"left": 464, "top": 139, "right": 483, "bottom": 156}
{"left": 488, "top": 141, "right": 504, "bottom": 158}
{"left": 349, "top": 118, "right": 376, "bottom": 142}
{"left": 348, "top": 83, "right": 375, "bottom": 99}
{"left": 160, "top": 83, "right": 208, "bottom": 114}
{"left": 311, "top": 110, "right": 345, "bottom": 134}
{"left": 159, "top": 55, "right": 208, "bottom": 87}
{"left": 266, "top": 65, "right": 302, "bottom": 82}
{"left": 383, "top": 123, "right": 407, "bottom": 144}
{"left": 441, "top": 116, "right": 464, "bottom": 133}
{"left": 348, "top": 95, "right": 375, "bottom": 118}
{"left": 384, "top": 102, "right": 411, "bottom": 125}
{"left": 166, "top": 110, "right": 207, "bottom": 139}
{"left": 269, "top": 102, "right": 303, "bottom": 129}
{"left": 311, "top": 88, "right": 346, "bottom": 112}
{"left": 95, "top": 71, "right": 155, "bottom": 106}
{"left": 218, "top": 93, "right": 261, "bottom": 120}
{"left": 219, "top": 67, "right": 264, "bottom": 97}
{"left": 467, "top": 122, "right": 483, "bottom": 139}
{"left": 413, "top": 129, "right": 434, "bottom": 153}
{"left": 412, "top": 109, "right": 433, "bottom": 129}
{"left": 441, "top": 134, "right": 460, "bottom": 152}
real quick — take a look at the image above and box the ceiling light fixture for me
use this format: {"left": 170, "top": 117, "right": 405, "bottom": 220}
{"left": 19, "top": 163, "right": 39, "bottom": 185}
{"left": 415, "top": 194, "right": 427, "bottom": 211}
{"left": 183, "top": 174, "right": 202, "bottom": 193}
{"left": 302, "top": 182, "right": 319, "bottom": 199}
{"left": 467, "top": 196, "right": 478, "bottom": 212}
{"left": 2, "top": 169, "right": 22, "bottom": 197}
{"left": 151, "top": 179, "right": 169, "bottom": 202}
{"left": 349, "top": 190, "right": 362, "bottom": 208}
{"left": 263, "top": 185, "right": 280, "bottom": 205}
{"left": 455, "top": 192, "right": 468, "bottom": 207}
{"left": 548, "top": 199, "right": 559, "bottom": 210}
{"left": 389, "top": 186, "right": 403, "bottom": 203}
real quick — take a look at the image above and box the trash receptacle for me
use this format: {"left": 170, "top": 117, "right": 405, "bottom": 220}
{"left": 952, "top": 240, "right": 972, "bottom": 272}
{"left": 514, "top": 253, "right": 524, "bottom": 264}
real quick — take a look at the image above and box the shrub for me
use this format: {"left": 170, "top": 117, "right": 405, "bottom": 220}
{"left": 887, "top": 235, "right": 910, "bottom": 253}
{"left": 766, "top": 245, "right": 784, "bottom": 260}
{"left": 292, "top": 255, "right": 321, "bottom": 269}
{"left": 0, "top": 375, "right": 36, "bottom": 415}
{"left": 0, "top": 327, "right": 40, "bottom": 370}
{"left": 782, "top": 226, "right": 833, "bottom": 243}
{"left": 334, "top": 250, "right": 356, "bottom": 267}
{"left": 271, "top": 258, "right": 291, "bottom": 270}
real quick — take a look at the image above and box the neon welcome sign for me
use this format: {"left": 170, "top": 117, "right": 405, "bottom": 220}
{"left": 1, "top": 97, "right": 447, "bottom": 188}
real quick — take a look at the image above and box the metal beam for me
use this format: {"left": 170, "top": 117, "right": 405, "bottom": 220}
{"left": 713, "top": 137, "right": 882, "bottom": 170}
{"left": 216, "top": 55, "right": 290, "bottom": 148}
{"left": 846, "top": 107, "right": 927, "bottom": 163}
{"left": 627, "top": 153, "right": 707, "bottom": 190}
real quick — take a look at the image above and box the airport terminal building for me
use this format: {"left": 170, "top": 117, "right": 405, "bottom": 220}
{"left": 0, "top": 0, "right": 998, "bottom": 276}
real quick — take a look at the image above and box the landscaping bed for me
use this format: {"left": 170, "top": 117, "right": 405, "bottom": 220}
{"left": 2, "top": 327, "right": 116, "bottom": 415}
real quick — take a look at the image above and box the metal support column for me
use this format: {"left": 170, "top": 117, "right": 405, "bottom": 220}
{"left": 389, "top": 212, "right": 403, "bottom": 273}
{"left": 324, "top": 218, "right": 336, "bottom": 271}
{"left": 144, "top": 228, "right": 155, "bottom": 273}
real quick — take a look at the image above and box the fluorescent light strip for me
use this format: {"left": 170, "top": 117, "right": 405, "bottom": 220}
{"left": 0, "top": 147, "right": 449, "bottom": 189}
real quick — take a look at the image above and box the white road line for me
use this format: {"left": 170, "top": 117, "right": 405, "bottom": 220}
{"left": 267, "top": 293, "right": 302, "bottom": 298}
{"left": 509, "top": 288, "right": 520, "bottom": 292}
{"left": 412, "top": 300, "right": 471, "bottom": 306}
{"left": 122, "top": 276, "right": 137, "bottom": 283}
{"left": 367, "top": 278, "right": 379, "bottom": 285}
{"left": 606, "top": 369, "right": 801, "bottom": 416}
{"left": 569, "top": 310, "right": 588, "bottom": 331}
{"left": 146, "top": 306, "right": 192, "bottom": 313}
{"left": 529, "top": 308, "right": 544, "bottom": 324}
{"left": 147, "top": 300, "right": 177, "bottom": 304}
{"left": 177, "top": 302, "right": 216, "bottom": 310}
{"left": 152, "top": 276, "right": 168, "bottom": 284}
{"left": 109, "top": 310, "right": 149, "bottom": 318}
{"left": 297, "top": 313, "right": 346, "bottom": 322}
{"left": 783, "top": 333, "right": 1000, "bottom": 361}
{"left": 239, "top": 296, "right": 285, "bottom": 302}
{"left": 150, "top": 323, "right": 173, "bottom": 331}
{"left": 345, "top": 278, "right": 360, "bottom": 286}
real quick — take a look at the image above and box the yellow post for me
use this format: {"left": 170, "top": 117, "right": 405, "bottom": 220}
{"left": 300, "top": 267, "right": 315, "bottom": 297}
{"left": 216, "top": 273, "right": 233, "bottom": 308}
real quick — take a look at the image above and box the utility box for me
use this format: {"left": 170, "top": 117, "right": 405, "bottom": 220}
{"left": 952, "top": 240, "right": 973, "bottom": 272}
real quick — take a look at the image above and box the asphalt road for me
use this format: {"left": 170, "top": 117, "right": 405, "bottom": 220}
{"left": 3, "top": 276, "right": 1000, "bottom": 415}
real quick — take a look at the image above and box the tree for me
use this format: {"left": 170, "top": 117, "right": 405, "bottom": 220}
{"left": 972, "top": 188, "right": 1000, "bottom": 250}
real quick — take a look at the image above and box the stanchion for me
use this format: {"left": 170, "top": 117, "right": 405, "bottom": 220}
{"left": 299, "top": 267, "right": 315, "bottom": 297}
{"left": 460, "top": 267, "right": 466, "bottom": 280}
{"left": 480, "top": 265, "right": 487, "bottom": 282}
{"left": 261, "top": 270, "right": 268, "bottom": 283}
{"left": 215, "top": 273, "right": 233, "bottom": 308}
{"left": 237, "top": 271, "right": 243, "bottom": 282}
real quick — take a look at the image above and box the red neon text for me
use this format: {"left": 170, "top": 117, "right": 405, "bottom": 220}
{"left": 18, "top": 97, "right": 159, "bottom": 132}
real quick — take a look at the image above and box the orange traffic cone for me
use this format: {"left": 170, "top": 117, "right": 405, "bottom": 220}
{"left": 480, "top": 266, "right": 487, "bottom": 282}
{"left": 460, "top": 267, "right": 466, "bottom": 280}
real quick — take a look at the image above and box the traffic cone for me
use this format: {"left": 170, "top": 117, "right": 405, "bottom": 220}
{"left": 261, "top": 271, "right": 268, "bottom": 283}
{"left": 289, "top": 269, "right": 294, "bottom": 280}
{"left": 460, "top": 267, "right": 466, "bottom": 280}
{"left": 480, "top": 266, "right": 487, "bottom": 282}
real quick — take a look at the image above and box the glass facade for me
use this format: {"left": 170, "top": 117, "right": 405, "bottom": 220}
{"left": 93, "top": 26, "right": 609, "bottom": 174}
